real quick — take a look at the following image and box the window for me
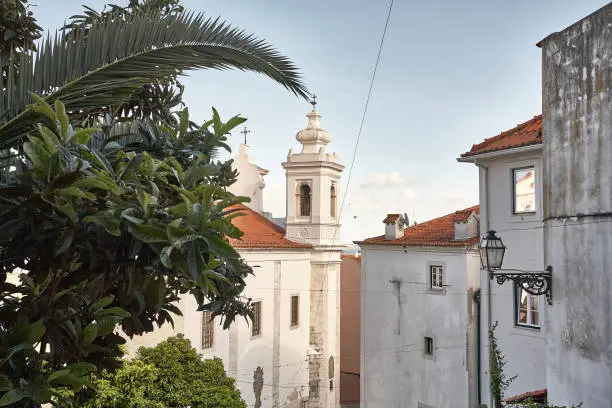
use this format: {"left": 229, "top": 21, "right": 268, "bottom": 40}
{"left": 516, "top": 285, "right": 539, "bottom": 327}
{"left": 290, "top": 295, "right": 299, "bottom": 327}
{"left": 328, "top": 356, "right": 334, "bottom": 379}
{"left": 252, "top": 301, "right": 262, "bottom": 337}
{"left": 298, "top": 183, "right": 311, "bottom": 217}
{"left": 330, "top": 184, "right": 337, "bottom": 218}
{"left": 201, "top": 311, "right": 214, "bottom": 349}
{"left": 513, "top": 167, "right": 536, "bottom": 214}
{"left": 430, "top": 265, "right": 444, "bottom": 290}
{"left": 424, "top": 337, "right": 434, "bottom": 356}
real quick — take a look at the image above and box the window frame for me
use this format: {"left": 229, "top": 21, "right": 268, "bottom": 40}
{"left": 514, "top": 284, "right": 540, "bottom": 329}
{"left": 201, "top": 311, "right": 214, "bottom": 349}
{"left": 426, "top": 261, "right": 447, "bottom": 294}
{"left": 512, "top": 166, "right": 536, "bottom": 215}
{"left": 297, "top": 182, "right": 312, "bottom": 217}
{"left": 424, "top": 336, "right": 434, "bottom": 358}
{"left": 429, "top": 265, "right": 444, "bottom": 291}
{"left": 290, "top": 294, "right": 299, "bottom": 328}
{"left": 251, "top": 300, "right": 263, "bottom": 338}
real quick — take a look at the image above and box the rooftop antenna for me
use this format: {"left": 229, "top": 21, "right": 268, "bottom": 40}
{"left": 398, "top": 213, "right": 410, "bottom": 228}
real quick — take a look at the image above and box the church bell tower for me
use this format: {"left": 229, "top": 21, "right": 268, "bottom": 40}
{"left": 282, "top": 101, "right": 344, "bottom": 246}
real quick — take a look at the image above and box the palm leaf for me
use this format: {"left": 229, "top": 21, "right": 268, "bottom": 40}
{"left": 0, "top": 11, "right": 309, "bottom": 150}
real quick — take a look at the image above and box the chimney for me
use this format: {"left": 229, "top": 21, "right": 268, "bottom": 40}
{"left": 383, "top": 214, "right": 405, "bottom": 240}
{"left": 453, "top": 210, "right": 479, "bottom": 241}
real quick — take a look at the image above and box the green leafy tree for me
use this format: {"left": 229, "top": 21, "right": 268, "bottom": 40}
{"left": 0, "top": 0, "right": 41, "bottom": 86}
{"left": 0, "top": 2, "right": 308, "bottom": 149}
{"left": 78, "top": 335, "right": 245, "bottom": 408}
{"left": 63, "top": 0, "right": 188, "bottom": 125}
{"left": 0, "top": 1, "right": 308, "bottom": 406}
{"left": 0, "top": 99, "right": 253, "bottom": 407}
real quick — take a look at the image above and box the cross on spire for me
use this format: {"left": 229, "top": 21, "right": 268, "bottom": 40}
{"left": 241, "top": 126, "right": 251, "bottom": 145}
{"left": 310, "top": 93, "right": 317, "bottom": 110}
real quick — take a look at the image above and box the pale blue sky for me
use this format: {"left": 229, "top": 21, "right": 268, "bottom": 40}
{"left": 34, "top": 0, "right": 608, "bottom": 243}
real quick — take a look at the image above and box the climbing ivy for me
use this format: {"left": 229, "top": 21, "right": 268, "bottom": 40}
{"left": 489, "top": 321, "right": 582, "bottom": 408}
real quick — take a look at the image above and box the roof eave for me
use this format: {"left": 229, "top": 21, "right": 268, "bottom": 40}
{"left": 457, "top": 143, "right": 542, "bottom": 163}
{"left": 355, "top": 241, "right": 478, "bottom": 249}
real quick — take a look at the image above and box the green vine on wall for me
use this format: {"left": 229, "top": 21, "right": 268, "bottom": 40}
{"left": 489, "top": 321, "right": 582, "bottom": 408}
{"left": 489, "top": 321, "right": 517, "bottom": 408}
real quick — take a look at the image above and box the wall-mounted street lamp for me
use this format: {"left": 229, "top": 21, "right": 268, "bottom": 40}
{"left": 479, "top": 230, "right": 552, "bottom": 305}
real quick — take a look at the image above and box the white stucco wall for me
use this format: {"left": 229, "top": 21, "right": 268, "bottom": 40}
{"left": 124, "top": 248, "right": 319, "bottom": 408}
{"left": 360, "top": 245, "right": 478, "bottom": 408}
{"left": 229, "top": 144, "right": 268, "bottom": 213}
{"left": 476, "top": 150, "right": 547, "bottom": 404}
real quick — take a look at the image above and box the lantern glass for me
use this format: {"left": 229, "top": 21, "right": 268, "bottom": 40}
{"left": 479, "top": 230, "right": 506, "bottom": 270}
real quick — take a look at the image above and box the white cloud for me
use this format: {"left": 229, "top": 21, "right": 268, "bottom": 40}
{"left": 360, "top": 172, "right": 417, "bottom": 189}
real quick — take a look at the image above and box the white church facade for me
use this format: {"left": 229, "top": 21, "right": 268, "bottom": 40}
{"left": 125, "top": 106, "right": 344, "bottom": 408}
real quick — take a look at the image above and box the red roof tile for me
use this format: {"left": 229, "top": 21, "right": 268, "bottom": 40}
{"left": 228, "top": 206, "right": 310, "bottom": 249}
{"left": 382, "top": 214, "right": 400, "bottom": 224}
{"left": 357, "top": 205, "right": 480, "bottom": 247}
{"left": 461, "top": 115, "right": 542, "bottom": 157}
{"left": 505, "top": 389, "right": 547, "bottom": 403}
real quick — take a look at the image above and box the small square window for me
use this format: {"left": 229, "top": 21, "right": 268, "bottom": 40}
{"left": 424, "top": 336, "right": 434, "bottom": 356}
{"left": 430, "top": 265, "right": 444, "bottom": 290}
{"left": 252, "top": 301, "right": 262, "bottom": 337}
{"left": 515, "top": 285, "right": 540, "bottom": 328}
{"left": 513, "top": 167, "right": 536, "bottom": 214}
{"left": 290, "top": 295, "right": 299, "bottom": 327}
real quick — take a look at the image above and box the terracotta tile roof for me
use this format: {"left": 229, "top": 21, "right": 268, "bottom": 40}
{"left": 356, "top": 205, "right": 480, "bottom": 247}
{"left": 505, "top": 389, "right": 547, "bottom": 403}
{"left": 227, "top": 206, "right": 310, "bottom": 249}
{"left": 382, "top": 214, "right": 400, "bottom": 224}
{"left": 461, "top": 115, "right": 542, "bottom": 157}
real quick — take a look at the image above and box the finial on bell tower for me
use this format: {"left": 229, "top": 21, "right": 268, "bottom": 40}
{"left": 310, "top": 93, "right": 317, "bottom": 111}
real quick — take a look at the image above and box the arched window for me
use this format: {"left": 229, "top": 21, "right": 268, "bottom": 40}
{"left": 330, "top": 184, "right": 337, "bottom": 218}
{"left": 328, "top": 356, "right": 335, "bottom": 379}
{"left": 299, "top": 184, "right": 311, "bottom": 217}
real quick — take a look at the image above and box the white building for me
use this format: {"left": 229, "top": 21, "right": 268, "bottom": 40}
{"left": 126, "top": 106, "right": 344, "bottom": 408}
{"left": 356, "top": 207, "right": 481, "bottom": 408}
{"left": 458, "top": 115, "right": 548, "bottom": 405}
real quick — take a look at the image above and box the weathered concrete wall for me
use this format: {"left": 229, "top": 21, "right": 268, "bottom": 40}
{"left": 360, "top": 245, "right": 478, "bottom": 408}
{"left": 340, "top": 255, "right": 361, "bottom": 407}
{"left": 541, "top": 3, "right": 612, "bottom": 407}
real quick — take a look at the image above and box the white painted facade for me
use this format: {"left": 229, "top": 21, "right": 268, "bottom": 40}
{"left": 460, "top": 144, "right": 547, "bottom": 405}
{"left": 358, "top": 211, "right": 480, "bottom": 408}
{"left": 230, "top": 143, "right": 269, "bottom": 213}
{"left": 125, "top": 107, "right": 343, "bottom": 408}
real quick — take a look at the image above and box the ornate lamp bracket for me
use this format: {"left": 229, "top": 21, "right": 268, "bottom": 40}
{"left": 489, "top": 266, "right": 552, "bottom": 305}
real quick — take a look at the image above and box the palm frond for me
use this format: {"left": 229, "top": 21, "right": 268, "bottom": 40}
{"left": 0, "top": 11, "right": 309, "bottom": 150}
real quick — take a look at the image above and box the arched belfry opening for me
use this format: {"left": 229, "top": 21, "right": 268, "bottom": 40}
{"left": 298, "top": 183, "right": 311, "bottom": 217}
{"left": 330, "top": 184, "right": 337, "bottom": 218}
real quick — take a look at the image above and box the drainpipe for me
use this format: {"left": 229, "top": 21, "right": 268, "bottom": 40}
{"left": 473, "top": 288, "right": 482, "bottom": 405}
{"left": 475, "top": 162, "right": 491, "bottom": 408}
